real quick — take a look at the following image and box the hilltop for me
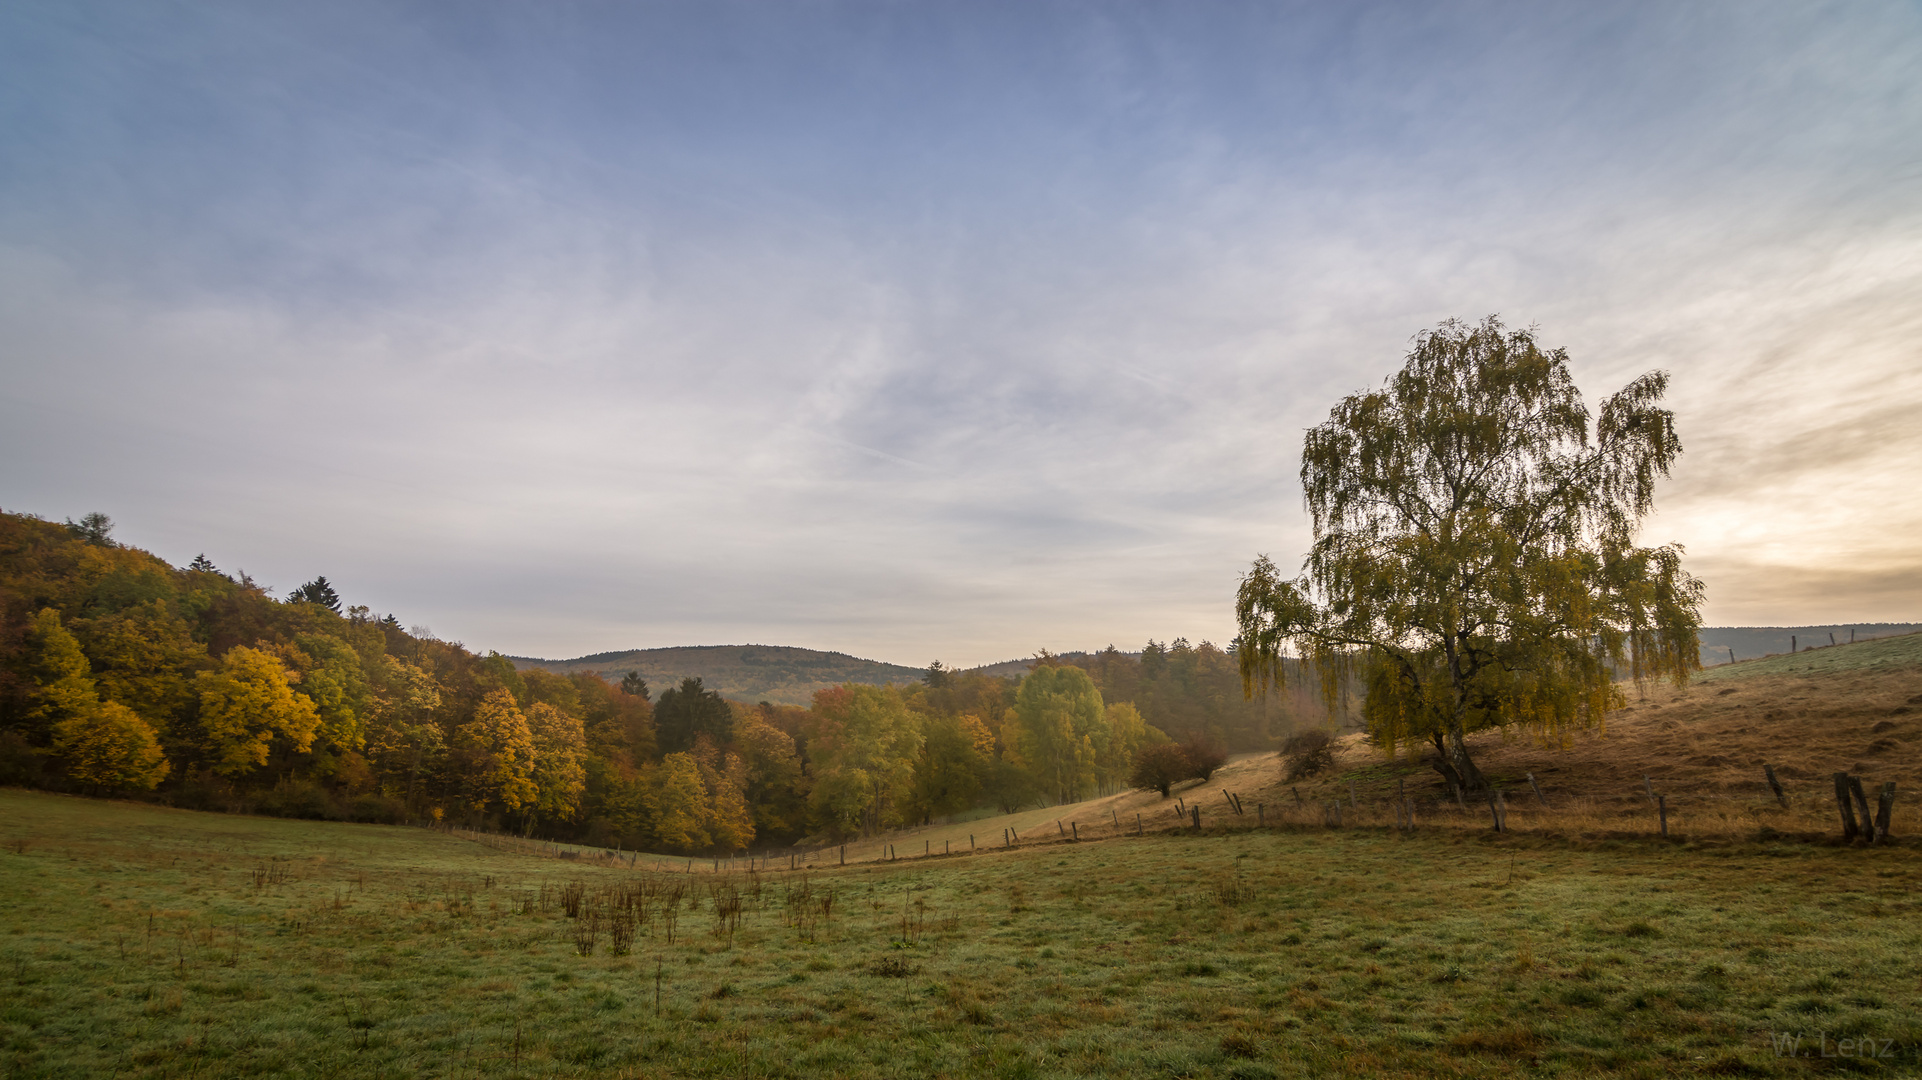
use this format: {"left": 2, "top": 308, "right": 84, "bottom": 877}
{"left": 507, "top": 644, "right": 928, "bottom": 705}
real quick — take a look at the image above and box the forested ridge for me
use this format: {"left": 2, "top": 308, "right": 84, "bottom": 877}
{"left": 509, "top": 645, "right": 925, "bottom": 706}
{"left": 0, "top": 509, "right": 1326, "bottom": 854}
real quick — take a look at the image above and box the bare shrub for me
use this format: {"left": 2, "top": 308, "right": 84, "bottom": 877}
{"left": 572, "top": 910, "right": 600, "bottom": 956}
{"left": 1282, "top": 729, "right": 1336, "bottom": 780}
{"left": 1212, "top": 877, "right": 1257, "bottom": 907}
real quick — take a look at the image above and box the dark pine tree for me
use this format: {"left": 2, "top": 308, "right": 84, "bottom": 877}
{"left": 652, "top": 677, "right": 732, "bottom": 754}
{"left": 619, "top": 671, "right": 651, "bottom": 701}
{"left": 289, "top": 576, "right": 343, "bottom": 614}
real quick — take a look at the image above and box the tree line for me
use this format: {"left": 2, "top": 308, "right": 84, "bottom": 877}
{"left": 0, "top": 510, "right": 1321, "bottom": 853}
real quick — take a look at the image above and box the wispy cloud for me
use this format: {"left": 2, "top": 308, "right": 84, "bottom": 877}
{"left": 1, "top": 0, "right": 1918, "bottom": 665}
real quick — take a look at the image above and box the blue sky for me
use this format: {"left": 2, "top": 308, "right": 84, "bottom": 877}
{"left": 3, "top": 1, "right": 1919, "bottom": 666}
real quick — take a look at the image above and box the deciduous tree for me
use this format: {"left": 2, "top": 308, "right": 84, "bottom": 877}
{"left": 54, "top": 700, "right": 170, "bottom": 791}
{"left": 194, "top": 646, "right": 321, "bottom": 777}
{"left": 1235, "top": 316, "right": 1703, "bottom": 790}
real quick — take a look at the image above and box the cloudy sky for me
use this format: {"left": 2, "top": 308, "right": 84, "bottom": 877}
{"left": 2, "top": 1, "right": 1918, "bottom": 667}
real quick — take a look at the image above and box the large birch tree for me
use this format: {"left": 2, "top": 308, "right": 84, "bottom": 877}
{"left": 1235, "top": 317, "right": 1703, "bottom": 791}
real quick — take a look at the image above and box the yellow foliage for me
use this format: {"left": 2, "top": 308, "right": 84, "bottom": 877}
{"left": 194, "top": 646, "right": 321, "bottom": 776}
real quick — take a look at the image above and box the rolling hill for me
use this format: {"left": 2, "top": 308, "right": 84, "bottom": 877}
{"left": 507, "top": 644, "right": 928, "bottom": 705}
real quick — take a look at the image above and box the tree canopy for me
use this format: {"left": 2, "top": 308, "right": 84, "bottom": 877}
{"left": 1235, "top": 316, "right": 1704, "bottom": 790}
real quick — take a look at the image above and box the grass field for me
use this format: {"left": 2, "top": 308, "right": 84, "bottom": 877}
{"left": 5, "top": 788, "right": 1920, "bottom": 1078}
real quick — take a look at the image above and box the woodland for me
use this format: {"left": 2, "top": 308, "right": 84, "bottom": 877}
{"left": 0, "top": 509, "right": 1320, "bottom": 854}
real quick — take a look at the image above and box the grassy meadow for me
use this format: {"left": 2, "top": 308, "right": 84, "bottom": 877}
{"left": 4, "top": 788, "right": 1920, "bottom": 1078}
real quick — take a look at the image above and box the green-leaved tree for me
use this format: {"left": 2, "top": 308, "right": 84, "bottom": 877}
{"left": 1235, "top": 316, "right": 1703, "bottom": 791}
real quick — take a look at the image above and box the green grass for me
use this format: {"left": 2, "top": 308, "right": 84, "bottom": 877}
{"left": 1697, "top": 632, "right": 1922, "bottom": 683}
{"left": 4, "top": 788, "right": 1920, "bottom": 1078}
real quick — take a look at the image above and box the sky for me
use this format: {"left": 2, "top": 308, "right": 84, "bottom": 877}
{"left": 2, "top": 1, "right": 1919, "bottom": 668}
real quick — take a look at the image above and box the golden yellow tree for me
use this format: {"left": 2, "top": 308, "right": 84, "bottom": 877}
{"left": 457, "top": 688, "right": 539, "bottom": 812}
{"left": 55, "top": 700, "right": 170, "bottom": 791}
{"left": 28, "top": 609, "right": 170, "bottom": 790}
{"left": 527, "top": 701, "right": 586, "bottom": 820}
{"left": 194, "top": 646, "right": 322, "bottom": 776}
{"left": 648, "top": 752, "right": 712, "bottom": 851}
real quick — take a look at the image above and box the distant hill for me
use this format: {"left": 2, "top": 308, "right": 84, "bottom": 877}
{"left": 508, "top": 645, "right": 929, "bottom": 706}
{"left": 1697, "top": 624, "right": 1922, "bottom": 667}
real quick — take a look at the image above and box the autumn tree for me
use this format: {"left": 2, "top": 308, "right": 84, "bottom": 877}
{"left": 27, "top": 610, "right": 170, "bottom": 790}
{"left": 1005, "top": 664, "right": 1107, "bottom": 805}
{"left": 904, "top": 713, "right": 993, "bottom": 823}
{"left": 363, "top": 656, "right": 443, "bottom": 806}
{"left": 806, "top": 684, "right": 922, "bottom": 837}
{"left": 194, "top": 646, "right": 322, "bottom": 777}
{"left": 24, "top": 608, "right": 102, "bottom": 739}
{"left": 454, "top": 688, "right": 538, "bottom": 813}
{"left": 56, "top": 701, "right": 171, "bottom": 791}
{"left": 1235, "top": 316, "right": 1703, "bottom": 791}
{"left": 1094, "top": 701, "right": 1157, "bottom": 795}
{"left": 527, "top": 701, "right": 587, "bottom": 820}
{"left": 648, "top": 752, "right": 712, "bottom": 851}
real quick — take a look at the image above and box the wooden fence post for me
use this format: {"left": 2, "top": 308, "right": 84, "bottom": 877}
{"left": 1833, "top": 772, "right": 1859, "bottom": 841}
{"left": 970, "top": 834, "right": 975, "bottom": 850}
{"left": 1111, "top": 809, "right": 1118, "bottom": 827}
{"left": 1764, "top": 764, "right": 1788, "bottom": 808}
{"left": 1135, "top": 812, "right": 1142, "bottom": 835}
{"left": 1873, "top": 783, "right": 1895, "bottom": 843}
{"left": 1071, "top": 822, "right": 1079, "bottom": 842}
{"left": 1643, "top": 776, "right": 1657, "bottom": 803}
{"left": 1848, "top": 777, "right": 1873, "bottom": 841}
{"left": 1292, "top": 787, "right": 1303, "bottom": 807}
{"left": 1192, "top": 806, "right": 1201, "bottom": 831}
{"left": 1486, "top": 790, "right": 1503, "bottom": 832}
{"left": 1257, "top": 803, "right": 1265, "bottom": 827}
{"left": 1657, "top": 794, "right": 1668, "bottom": 838}
{"left": 1527, "top": 772, "right": 1547, "bottom": 808}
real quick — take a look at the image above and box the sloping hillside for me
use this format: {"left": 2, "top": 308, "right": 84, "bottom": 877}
{"left": 1696, "top": 623, "right": 1921, "bottom": 666}
{"left": 508, "top": 644, "right": 925, "bottom": 705}
{"left": 1287, "top": 631, "right": 1922, "bottom": 814}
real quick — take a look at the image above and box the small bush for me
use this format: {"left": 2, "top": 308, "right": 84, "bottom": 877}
{"left": 345, "top": 794, "right": 405, "bottom": 824}
{"left": 1181, "top": 740, "right": 1228, "bottom": 782}
{"left": 1281, "top": 730, "right": 1335, "bottom": 780}
{"left": 254, "top": 779, "right": 330, "bottom": 820}
{"left": 1129, "top": 744, "right": 1193, "bottom": 797}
